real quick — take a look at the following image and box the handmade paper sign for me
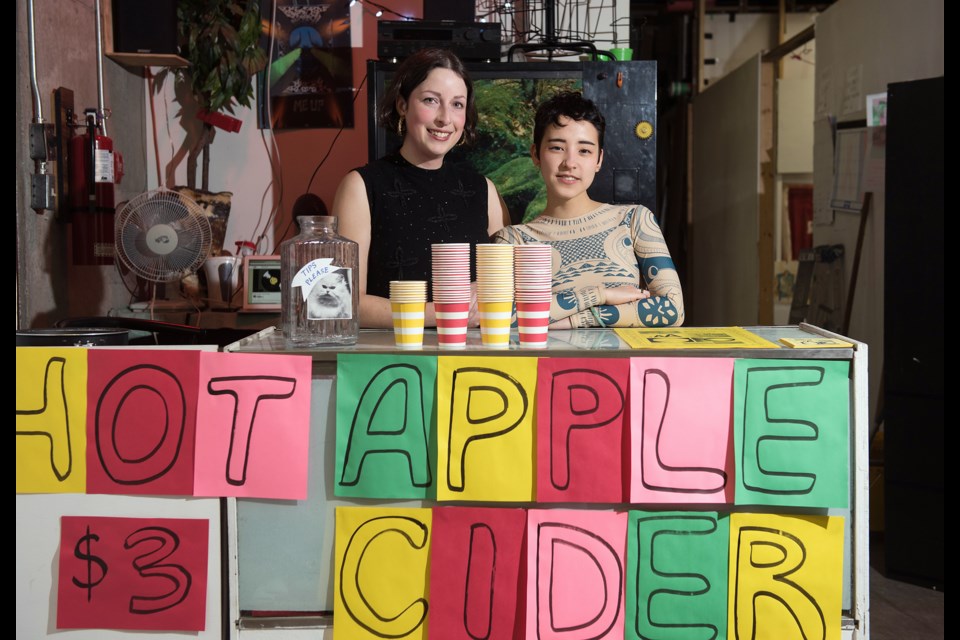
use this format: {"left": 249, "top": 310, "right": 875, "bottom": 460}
{"left": 734, "top": 359, "right": 850, "bottom": 508}
{"left": 334, "top": 506, "right": 432, "bottom": 640}
{"left": 437, "top": 356, "right": 538, "bottom": 502}
{"left": 335, "top": 354, "right": 438, "bottom": 499}
{"left": 779, "top": 336, "right": 854, "bottom": 349}
{"left": 194, "top": 351, "right": 312, "bottom": 498}
{"left": 429, "top": 506, "right": 527, "bottom": 640}
{"left": 85, "top": 350, "right": 200, "bottom": 496}
{"left": 616, "top": 327, "right": 779, "bottom": 349}
{"left": 728, "top": 513, "right": 844, "bottom": 640}
{"left": 629, "top": 358, "right": 735, "bottom": 504}
{"left": 536, "top": 357, "right": 629, "bottom": 503}
{"left": 57, "top": 515, "right": 209, "bottom": 631}
{"left": 626, "top": 510, "right": 729, "bottom": 640}
{"left": 16, "top": 347, "right": 88, "bottom": 493}
{"left": 525, "top": 508, "right": 627, "bottom": 640}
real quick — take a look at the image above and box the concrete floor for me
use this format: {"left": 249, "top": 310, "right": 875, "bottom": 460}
{"left": 869, "top": 533, "right": 944, "bottom": 639}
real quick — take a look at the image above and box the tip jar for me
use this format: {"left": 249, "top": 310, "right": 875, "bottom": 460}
{"left": 280, "top": 215, "right": 359, "bottom": 347}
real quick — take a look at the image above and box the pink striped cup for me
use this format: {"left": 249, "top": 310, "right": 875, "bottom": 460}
{"left": 434, "top": 301, "right": 470, "bottom": 348}
{"left": 516, "top": 300, "right": 551, "bottom": 348}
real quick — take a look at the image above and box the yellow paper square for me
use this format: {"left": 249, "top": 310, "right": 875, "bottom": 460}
{"left": 779, "top": 337, "right": 855, "bottom": 349}
{"left": 728, "top": 512, "right": 844, "bottom": 640}
{"left": 334, "top": 506, "right": 432, "bottom": 640}
{"left": 436, "top": 356, "right": 538, "bottom": 502}
{"left": 16, "top": 348, "right": 88, "bottom": 493}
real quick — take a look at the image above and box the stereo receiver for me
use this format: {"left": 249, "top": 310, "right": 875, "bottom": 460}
{"left": 377, "top": 21, "right": 502, "bottom": 62}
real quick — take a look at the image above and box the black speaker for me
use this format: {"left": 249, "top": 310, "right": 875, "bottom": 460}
{"left": 583, "top": 61, "right": 658, "bottom": 210}
{"left": 111, "top": 0, "right": 179, "bottom": 55}
{"left": 883, "top": 76, "right": 944, "bottom": 590}
{"left": 423, "top": 0, "right": 474, "bottom": 22}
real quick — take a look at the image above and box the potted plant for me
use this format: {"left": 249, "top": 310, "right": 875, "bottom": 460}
{"left": 172, "top": 0, "right": 267, "bottom": 191}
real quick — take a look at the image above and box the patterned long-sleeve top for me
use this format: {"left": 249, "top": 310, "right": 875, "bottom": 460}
{"left": 492, "top": 203, "right": 684, "bottom": 327}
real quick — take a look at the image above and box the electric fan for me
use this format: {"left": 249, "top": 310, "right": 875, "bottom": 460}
{"left": 114, "top": 187, "right": 213, "bottom": 309}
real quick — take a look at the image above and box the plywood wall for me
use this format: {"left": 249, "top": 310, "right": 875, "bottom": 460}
{"left": 691, "top": 55, "right": 761, "bottom": 326}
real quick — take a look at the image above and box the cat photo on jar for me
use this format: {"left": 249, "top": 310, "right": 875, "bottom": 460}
{"left": 306, "top": 268, "right": 353, "bottom": 319}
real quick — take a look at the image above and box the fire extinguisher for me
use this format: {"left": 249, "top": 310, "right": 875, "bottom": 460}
{"left": 69, "top": 109, "right": 123, "bottom": 265}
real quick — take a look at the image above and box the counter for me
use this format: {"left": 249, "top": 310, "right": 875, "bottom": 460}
{"left": 223, "top": 323, "right": 870, "bottom": 639}
{"left": 226, "top": 323, "right": 855, "bottom": 365}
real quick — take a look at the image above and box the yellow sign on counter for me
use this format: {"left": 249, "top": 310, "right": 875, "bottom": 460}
{"left": 615, "top": 326, "right": 780, "bottom": 349}
{"left": 779, "top": 336, "right": 855, "bottom": 348}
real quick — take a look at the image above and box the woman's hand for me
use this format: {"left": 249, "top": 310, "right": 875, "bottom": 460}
{"left": 466, "top": 282, "right": 481, "bottom": 328}
{"left": 603, "top": 285, "right": 651, "bottom": 306}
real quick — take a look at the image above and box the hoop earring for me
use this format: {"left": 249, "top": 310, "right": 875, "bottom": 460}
{"left": 457, "top": 134, "right": 467, "bottom": 147}
{"left": 397, "top": 117, "right": 405, "bottom": 137}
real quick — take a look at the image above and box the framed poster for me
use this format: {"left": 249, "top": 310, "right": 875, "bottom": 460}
{"left": 242, "top": 255, "right": 282, "bottom": 312}
{"left": 258, "top": 1, "right": 356, "bottom": 130}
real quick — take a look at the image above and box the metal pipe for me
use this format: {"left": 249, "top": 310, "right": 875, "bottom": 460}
{"left": 545, "top": 0, "right": 556, "bottom": 43}
{"left": 94, "top": 0, "right": 107, "bottom": 136}
{"left": 27, "top": 0, "right": 43, "bottom": 122}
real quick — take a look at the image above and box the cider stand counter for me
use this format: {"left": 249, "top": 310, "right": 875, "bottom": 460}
{"left": 224, "top": 323, "right": 870, "bottom": 640}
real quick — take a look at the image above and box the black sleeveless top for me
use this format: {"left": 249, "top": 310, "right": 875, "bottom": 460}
{"left": 356, "top": 153, "right": 491, "bottom": 298}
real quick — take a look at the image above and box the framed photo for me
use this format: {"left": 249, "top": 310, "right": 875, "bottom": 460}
{"left": 242, "top": 255, "right": 282, "bottom": 312}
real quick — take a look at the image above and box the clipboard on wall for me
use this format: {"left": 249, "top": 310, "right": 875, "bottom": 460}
{"left": 830, "top": 126, "right": 867, "bottom": 211}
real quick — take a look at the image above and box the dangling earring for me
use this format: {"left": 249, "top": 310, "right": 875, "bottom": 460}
{"left": 456, "top": 133, "right": 467, "bottom": 147}
{"left": 397, "top": 117, "right": 405, "bottom": 137}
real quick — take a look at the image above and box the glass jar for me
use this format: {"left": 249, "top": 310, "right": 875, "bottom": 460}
{"left": 280, "top": 215, "right": 359, "bottom": 347}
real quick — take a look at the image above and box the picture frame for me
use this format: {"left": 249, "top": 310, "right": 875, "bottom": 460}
{"left": 257, "top": 0, "right": 357, "bottom": 130}
{"left": 242, "top": 255, "right": 282, "bottom": 312}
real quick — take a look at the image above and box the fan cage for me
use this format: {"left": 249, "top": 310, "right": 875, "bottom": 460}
{"left": 115, "top": 187, "right": 213, "bottom": 283}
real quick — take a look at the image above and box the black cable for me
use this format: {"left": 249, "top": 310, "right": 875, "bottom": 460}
{"left": 272, "top": 211, "right": 298, "bottom": 252}
{"left": 249, "top": 0, "right": 284, "bottom": 252}
{"left": 273, "top": 72, "right": 367, "bottom": 251}
{"left": 304, "top": 71, "right": 368, "bottom": 194}
{"left": 361, "top": 0, "right": 416, "bottom": 21}
{"left": 303, "top": 123, "right": 346, "bottom": 195}
{"left": 251, "top": 130, "right": 284, "bottom": 253}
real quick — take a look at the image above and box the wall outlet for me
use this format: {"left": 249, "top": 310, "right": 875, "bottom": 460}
{"left": 30, "top": 173, "right": 55, "bottom": 212}
{"left": 28, "top": 122, "right": 55, "bottom": 161}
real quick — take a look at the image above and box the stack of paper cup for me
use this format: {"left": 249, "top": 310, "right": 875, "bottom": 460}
{"left": 514, "top": 244, "right": 554, "bottom": 348}
{"left": 389, "top": 281, "right": 428, "bottom": 349}
{"left": 431, "top": 243, "right": 472, "bottom": 349}
{"left": 476, "top": 244, "right": 515, "bottom": 348}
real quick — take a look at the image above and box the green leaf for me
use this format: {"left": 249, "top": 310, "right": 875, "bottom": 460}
{"left": 171, "top": 0, "right": 265, "bottom": 167}
{"left": 220, "top": 23, "right": 239, "bottom": 47}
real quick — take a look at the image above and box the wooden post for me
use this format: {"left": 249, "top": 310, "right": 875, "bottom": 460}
{"left": 842, "top": 191, "right": 872, "bottom": 335}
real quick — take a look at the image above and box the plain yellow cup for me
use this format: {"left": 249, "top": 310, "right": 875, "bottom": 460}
{"left": 391, "top": 302, "right": 425, "bottom": 348}
{"left": 479, "top": 300, "right": 514, "bottom": 348}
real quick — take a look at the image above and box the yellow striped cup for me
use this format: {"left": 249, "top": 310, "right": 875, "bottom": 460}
{"left": 479, "top": 300, "right": 514, "bottom": 348}
{"left": 391, "top": 302, "right": 425, "bottom": 348}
